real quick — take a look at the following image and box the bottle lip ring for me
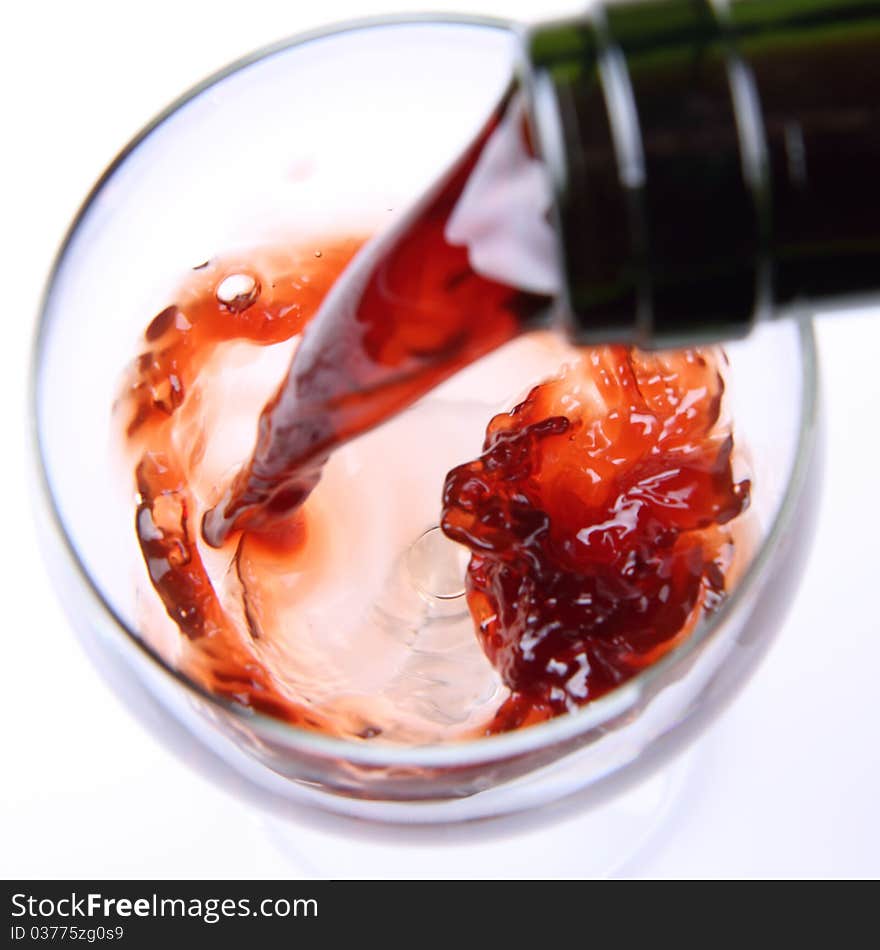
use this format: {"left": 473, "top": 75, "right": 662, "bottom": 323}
{"left": 520, "top": 14, "right": 653, "bottom": 346}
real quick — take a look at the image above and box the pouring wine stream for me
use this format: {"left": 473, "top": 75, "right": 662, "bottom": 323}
{"left": 201, "top": 89, "right": 559, "bottom": 549}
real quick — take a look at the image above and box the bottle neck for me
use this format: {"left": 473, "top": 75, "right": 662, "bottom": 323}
{"left": 522, "top": 0, "right": 880, "bottom": 348}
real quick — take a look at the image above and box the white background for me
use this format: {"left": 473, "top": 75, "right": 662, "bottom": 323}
{"left": 2, "top": 0, "right": 879, "bottom": 879}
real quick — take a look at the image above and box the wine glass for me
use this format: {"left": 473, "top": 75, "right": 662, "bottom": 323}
{"left": 31, "top": 15, "right": 820, "bottom": 876}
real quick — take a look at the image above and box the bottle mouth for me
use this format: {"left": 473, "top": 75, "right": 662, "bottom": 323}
{"left": 519, "top": 3, "right": 767, "bottom": 349}
{"left": 519, "top": 13, "right": 654, "bottom": 348}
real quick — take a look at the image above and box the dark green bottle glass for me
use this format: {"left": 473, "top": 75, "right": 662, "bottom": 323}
{"left": 522, "top": 0, "right": 880, "bottom": 346}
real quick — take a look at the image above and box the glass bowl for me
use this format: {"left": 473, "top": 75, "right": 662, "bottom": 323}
{"left": 31, "top": 15, "right": 820, "bottom": 827}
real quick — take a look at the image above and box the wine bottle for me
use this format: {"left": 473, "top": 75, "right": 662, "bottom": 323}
{"left": 523, "top": 0, "right": 880, "bottom": 346}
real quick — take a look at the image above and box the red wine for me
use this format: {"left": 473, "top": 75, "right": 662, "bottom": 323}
{"left": 119, "top": 91, "right": 751, "bottom": 738}
{"left": 442, "top": 348, "right": 749, "bottom": 732}
{"left": 200, "top": 91, "right": 555, "bottom": 547}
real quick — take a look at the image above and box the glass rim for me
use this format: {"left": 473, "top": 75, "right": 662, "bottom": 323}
{"left": 30, "top": 12, "right": 820, "bottom": 771}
